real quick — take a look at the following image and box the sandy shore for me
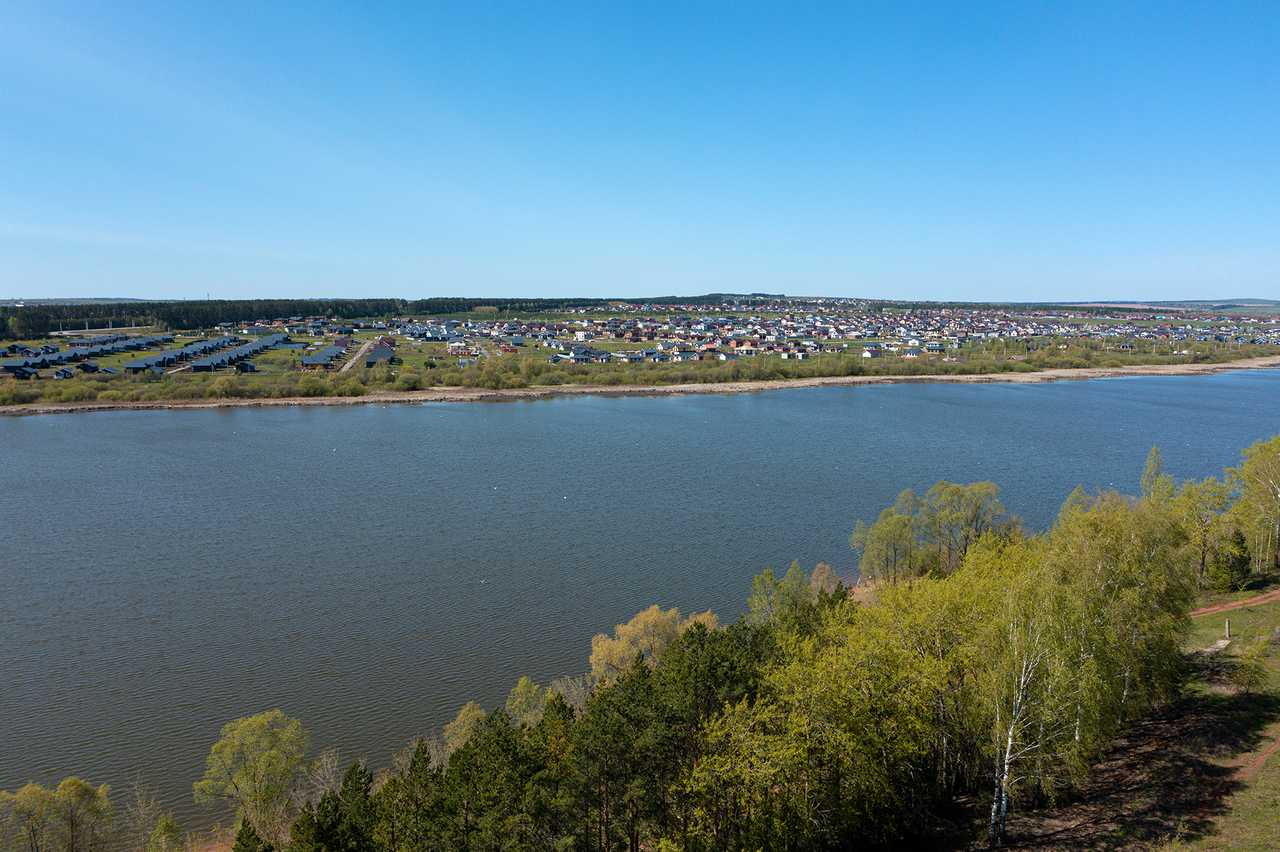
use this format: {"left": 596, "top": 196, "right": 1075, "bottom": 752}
{"left": 7, "top": 355, "right": 1280, "bottom": 416}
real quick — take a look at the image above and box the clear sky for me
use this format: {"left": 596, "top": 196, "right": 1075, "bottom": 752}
{"left": 1, "top": 2, "right": 1277, "bottom": 302}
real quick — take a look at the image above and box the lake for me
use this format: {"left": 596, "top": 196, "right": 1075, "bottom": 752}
{"left": 3, "top": 370, "right": 1280, "bottom": 833}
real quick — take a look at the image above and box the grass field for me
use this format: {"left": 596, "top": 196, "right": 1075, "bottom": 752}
{"left": 1156, "top": 594, "right": 1280, "bottom": 851}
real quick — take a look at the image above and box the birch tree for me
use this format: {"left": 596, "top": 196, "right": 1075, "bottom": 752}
{"left": 50, "top": 780, "right": 114, "bottom": 852}
{"left": 505, "top": 676, "right": 546, "bottom": 727}
{"left": 1, "top": 783, "right": 55, "bottom": 852}
{"left": 850, "top": 489, "right": 922, "bottom": 584}
{"left": 1230, "top": 432, "right": 1280, "bottom": 577}
{"left": 961, "top": 539, "right": 1083, "bottom": 846}
{"left": 1174, "top": 476, "right": 1232, "bottom": 588}
{"left": 1047, "top": 490, "right": 1191, "bottom": 742}
{"left": 918, "top": 480, "right": 1007, "bottom": 574}
{"left": 1140, "top": 445, "right": 1176, "bottom": 504}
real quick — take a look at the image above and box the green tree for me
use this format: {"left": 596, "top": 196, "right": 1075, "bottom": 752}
{"left": 231, "top": 819, "right": 272, "bottom": 852}
{"left": 10, "top": 310, "right": 51, "bottom": 340}
{"left": 289, "top": 762, "right": 374, "bottom": 852}
{"left": 915, "top": 480, "right": 1008, "bottom": 574}
{"left": 962, "top": 539, "right": 1081, "bottom": 845}
{"left": 688, "top": 591, "right": 952, "bottom": 847}
{"left": 1230, "top": 433, "right": 1280, "bottom": 577}
{"left": 589, "top": 605, "right": 718, "bottom": 685}
{"left": 520, "top": 694, "right": 578, "bottom": 849}
{"left": 809, "top": 562, "right": 840, "bottom": 595}
{"left": 442, "top": 701, "right": 486, "bottom": 756}
{"left": 1212, "top": 529, "right": 1253, "bottom": 591}
{"left": 1, "top": 783, "right": 55, "bottom": 852}
{"left": 193, "top": 710, "right": 310, "bottom": 848}
{"left": 369, "top": 739, "right": 447, "bottom": 852}
{"left": 1048, "top": 490, "right": 1192, "bottom": 735}
{"left": 47, "top": 779, "right": 114, "bottom": 852}
{"left": 144, "top": 814, "right": 181, "bottom": 852}
{"left": 1231, "top": 638, "right": 1272, "bottom": 695}
{"left": 446, "top": 710, "right": 540, "bottom": 850}
{"left": 1174, "top": 476, "right": 1233, "bottom": 587}
{"left": 572, "top": 658, "right": 659, "bottom": 852}
{"left": 504, "top": 676, "right": 545, "bottom": 727}
{"left": 1140, "top": 445, "right": 1176, "bottom": 503}
{"left": 745, "top": 561, "right": 810, "bottom": 626}
{"left": 850, "top": 489, "right": 922, "bottom": 584}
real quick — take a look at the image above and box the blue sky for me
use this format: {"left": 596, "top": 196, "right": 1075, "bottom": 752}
{"left": 1, "top": 2, "right": 1276, "bottom": 302}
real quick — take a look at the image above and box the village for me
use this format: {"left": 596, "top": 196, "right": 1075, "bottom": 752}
{"left": 4, "top": 303, "right": 1280, "bottom": 382}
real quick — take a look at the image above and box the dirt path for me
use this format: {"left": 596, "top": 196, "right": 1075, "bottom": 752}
{"left": 1188, "top": 587, "right": 1280, "bottom": 618}
{"left": 1233, "top": 719, "right": 1280, "bottom": 782}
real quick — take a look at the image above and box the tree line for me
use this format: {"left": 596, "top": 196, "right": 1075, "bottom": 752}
{"left": 1, "top": 298, "right": 632, "bottom": 337}
{"left": 5, "top": 434, "right": 1278, "bottom": 851}
{"left": 850, "top": 437, "right": 1280, "bottom": 591}
{"left": 0, "top": 299, "right": 586, "bottom": 337}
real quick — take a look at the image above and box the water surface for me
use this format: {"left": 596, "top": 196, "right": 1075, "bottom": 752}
{"left": 3, "top": 371, "right": 1279, "bottom": 831}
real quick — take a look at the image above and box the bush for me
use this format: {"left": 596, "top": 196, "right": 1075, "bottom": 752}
{"left": 42, "top": 383, "right": 97, "bottom": 403}
{"left": 210, "top": 376, "right": 243, "bottom": 398}
{"left": 393, "top": 373, "right": 422, "bottom": 392}
{"left": 297, "top": 375, "right": 333, "bottom": 397}
{"left": 0, "top": 379, "right": 41, "bottom": 406}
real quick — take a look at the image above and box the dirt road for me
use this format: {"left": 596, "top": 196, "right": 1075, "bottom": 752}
{"left": 1188, "top": 587, "right": 1280, "bottom": 618}
{"left": 338, "top": 339, "right": 375, "bottom": 373}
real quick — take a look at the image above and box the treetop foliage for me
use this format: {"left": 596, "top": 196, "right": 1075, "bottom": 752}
{"left": 193, "top": 709, "right": 310, "bottom": 848}
{"left": 850, "top": 480, "right": 1012, "bottom": 584}
{"left": 588, "top": 604, "right": 719, "bottom": 686}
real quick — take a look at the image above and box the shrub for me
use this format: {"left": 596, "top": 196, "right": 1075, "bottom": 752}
{"left": 210, "top": 376, "right": 243, "bottom": 398}
{"left": 393, "top": 373, "right": 422, "bottom": 392}
{"left": 297, "top": 375, "right": 333, "bottom": 397}
{"left": 0, "top": 379, "right": 42, "bottom": 406}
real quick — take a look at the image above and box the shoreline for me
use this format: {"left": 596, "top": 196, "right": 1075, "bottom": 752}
{"left": 6, "top": 355, "right": 1280, "bottom": 416}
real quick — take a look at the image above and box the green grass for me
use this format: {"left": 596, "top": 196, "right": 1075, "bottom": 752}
{"left": 1161, "top": 757, "right": 1280, "bottom": 851}
{"left": 1193, "top": 575, "right": 1280, "bottom": 611}
{"left": 1185, "top": 600, "right": 1280, "bottom": 655}
{"left": 1153, "top": 596, "right": 1280, "bottom": 851}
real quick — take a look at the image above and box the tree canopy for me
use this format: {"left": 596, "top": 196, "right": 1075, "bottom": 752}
{"left": 193, "top": 710, "right": 310, "bottom": 848}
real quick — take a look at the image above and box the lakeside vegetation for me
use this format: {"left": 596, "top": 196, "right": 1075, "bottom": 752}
{"left": 3, "top": 294, "right": 1278, "bottom": 408}
{"left": 3, "top": 338, "right": 1278, "bottom": 409}
{"left": 5, "top": 434, "right": 1279, "bottom": 851}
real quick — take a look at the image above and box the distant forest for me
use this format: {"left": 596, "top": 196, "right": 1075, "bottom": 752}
{"left": 3, "top": 293, "right": 1269, "bottom": 339}
{"left": 0, "top": 295, "right": 798, "bottom": 334}
{"left": 2, "top": 299, "right": 591, "bottom": 333}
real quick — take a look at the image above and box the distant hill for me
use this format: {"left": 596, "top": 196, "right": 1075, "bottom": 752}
{"left": 1071, "top": 299, "right": 1280, "bottom": 314}
{"left": 1, "top": 297, "right": 149, "bottom": 306}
